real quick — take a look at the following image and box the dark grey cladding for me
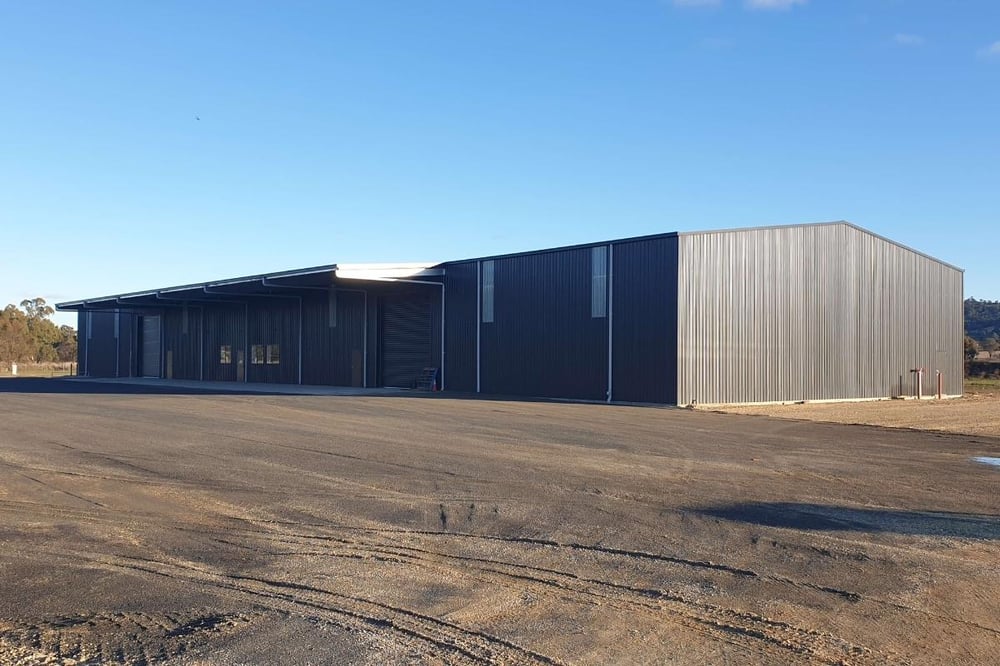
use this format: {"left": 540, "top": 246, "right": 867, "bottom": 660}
{"left": 64, "top": 221, "right": 962, "bottom": 405}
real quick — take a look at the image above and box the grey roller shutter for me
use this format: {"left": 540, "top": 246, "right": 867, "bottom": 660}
{"left": 381, "top": 296, "right": 431, "bottom": 388}
{"left": 142, "top": 315, "right": 161, "bottom": 378}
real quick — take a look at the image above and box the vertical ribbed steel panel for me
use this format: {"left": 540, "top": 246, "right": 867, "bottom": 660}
{"left": 247, "top": 299, "right": 299, "bottom": 384}
{"left": 301, "top": 290, "right": 366, "bottom": 386}
{"left": 116, "top": 312, "right": 136, "bottom": 377}
{"left": 481, "top": 246, "right": 607, "bottom": 400}
{"left": 162, "top": 307, "right": 203, "bottom": 380}
{"left": 612, "top": 236, "right": 679, "bottom": 403}
{"left": 82, "top": 311, "right": 119, "bottom": 377}
{"left": 443, "top": 261, "right": 477, "bottom": 392}
{"left": 677, "top": 224, "right": 964, "bottom": 404}
{"left": 203, "top": 305, "right": 246, "bottom": 382}
{"left": 381, "top": 294, "right": 433, "bottom": 388}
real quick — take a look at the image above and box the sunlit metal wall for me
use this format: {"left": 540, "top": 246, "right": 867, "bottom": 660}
{"left": 676, "top": 223, "right": 964, "bottom": 404}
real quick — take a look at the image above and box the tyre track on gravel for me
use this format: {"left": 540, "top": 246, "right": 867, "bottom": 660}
{"left": 241, "top": 525, "right": 884, "bottom": 665}
{"left": 37, "top": 548, "right": 564, "bottom": 666}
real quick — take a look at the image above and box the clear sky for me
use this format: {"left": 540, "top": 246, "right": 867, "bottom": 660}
{"left": 2, "top": 1, "right": 998, "bottom": 327}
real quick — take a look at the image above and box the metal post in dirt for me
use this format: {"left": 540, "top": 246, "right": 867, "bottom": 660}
{"left": 910, "top": 367, "right": 924, "bottom": 399}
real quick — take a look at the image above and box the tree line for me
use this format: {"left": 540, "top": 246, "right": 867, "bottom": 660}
{"left": 0, "top": 298, "right": 77, "bottom": 370}
{"left": 965, "top": 298, "right": 1000, "bottom": 349}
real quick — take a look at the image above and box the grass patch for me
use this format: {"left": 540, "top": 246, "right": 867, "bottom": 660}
{"left": 965, "top": 377, "right": 1000, "bottom": 393}
{"left": 0, "top": 364, "right": 75, "bottom": 378}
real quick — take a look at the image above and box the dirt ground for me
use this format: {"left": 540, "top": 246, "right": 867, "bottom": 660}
{"left": 711, "top": 383, "right": 1000, "bottom": 438}
{"left": 0, "top": 379, "right": 998, "bottom": 665}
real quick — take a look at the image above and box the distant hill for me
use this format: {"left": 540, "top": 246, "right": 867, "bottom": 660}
{"left": 965, "top": 298, "right": 1000, "bottom": 344}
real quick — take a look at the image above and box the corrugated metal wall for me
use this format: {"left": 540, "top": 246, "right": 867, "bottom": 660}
{"left": 162, "top": 307, "right": 203, "bottom": 380}
{"left": 301, "top": 290, "right": 366, "bottom": 386}
{"left": 443, "top": 262, "right": 477, "bottom": 392}
{"left": 116, "top": 312, "right": 136, "bottom": 377}
{"left": 676, "top": 224, "right": 964, "bottom": 404}
{"left": 480, "top": 246, "right": 607, "bottom": 400}
{"left": 203, "top": 305, "right": 246, "bottom": 382}
{"left": 77, "top": 311, "right": 133, "bottom": 377}
{"left": 612, "top": 236, "right": 679, "bottom": 403}
{"left": 247, "top": 299, "right": 300, "bottom": 384}
{"left": 381, "top": 294, "right": 433, "bottom": 388}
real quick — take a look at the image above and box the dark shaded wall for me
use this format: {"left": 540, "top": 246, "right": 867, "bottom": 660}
{"left": 247, "top": 299, "right": 300, "bottom": 384}
{"left": 443, "top": 261, "right": 477, "bottom": 393}
{"left": 202, "top": 305, "right": 246, "bottom": 382}
{"left": 80, "top": 310, "right": 127, "bottom": 378}
{"left": 480, "top": 246, "right": 608, "bottom": 401}
{"left": 612, "top": 236, "right": 679, "bottom": 404}
{"left": 301, "top": 289, "right": 366, "bottom": 386}
{"left": 162, "top": 306, "right": 203, "bottom": 380}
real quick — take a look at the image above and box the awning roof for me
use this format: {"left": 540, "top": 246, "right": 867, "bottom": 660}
{"left": 56, "top": 262, "right": 443, "bottom": 311}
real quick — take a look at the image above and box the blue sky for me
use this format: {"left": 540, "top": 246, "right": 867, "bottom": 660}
{"left": 2, "top": 0, "right": 998, "bottom": 327}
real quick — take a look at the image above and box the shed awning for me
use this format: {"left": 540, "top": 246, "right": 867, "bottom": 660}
{"left": 56, "top": 263, "right": 443, "bottom": 311}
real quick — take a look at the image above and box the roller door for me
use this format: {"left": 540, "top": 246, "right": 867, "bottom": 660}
{"left": 381, "top": 296, "right": 431, "bottom": 388}
{"left": 141, "top": 315, "right": 161, "bottom": 378}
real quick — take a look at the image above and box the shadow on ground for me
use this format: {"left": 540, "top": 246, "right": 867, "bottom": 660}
{"left": 698, "top": 502, "right": 1000, "bottom": 540}
{"left": 0, "top": 378, "right": 285, "bottom": 396}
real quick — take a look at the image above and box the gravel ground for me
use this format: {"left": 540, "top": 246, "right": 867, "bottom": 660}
{"left": 0, "top": 378, "right": 998, "bottom": 665}
{"left": 710, "top": 385, "right": 1000, "bottom": 438}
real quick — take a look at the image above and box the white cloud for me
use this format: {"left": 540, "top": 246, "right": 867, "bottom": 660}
{"left": 671, "top": 0, "right": 722, "bottom": 7}
{"left": 745, "top": 0, "right": 807, "bottom": 9}
{"left": 893, "top": 33, "right": 924, "bottom": 46}
{"left": 980, "top": 41, "right": 1000, "bottom": 57}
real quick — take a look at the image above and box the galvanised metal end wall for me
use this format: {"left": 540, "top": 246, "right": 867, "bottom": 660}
{"left": 676, "top": 223, "right": 964, "bottom": 404}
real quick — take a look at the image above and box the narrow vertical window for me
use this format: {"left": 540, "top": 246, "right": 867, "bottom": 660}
{"left": 328, "top": 287, "right": 338, "bottom": 328}
{"left": 592, "top": 245, "right": 607, "bottom": 318}
{"left": 114, "top": 311, "right": 120, "bottom": 339}
{"left": 482, "top": 260, "right": 494, "bottom": 323}
{"left": 251, "top": 344, "right": 265, "bottom": 364}
{"left": 220, "top": 345, "right": 232, "bottom": 364}
{"left": 266, "top": 344, "right": 280, "bottom": 365}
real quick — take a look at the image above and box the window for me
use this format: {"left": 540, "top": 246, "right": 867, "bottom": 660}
{"left": 220, "top": 345, "right": 232, "bottom": 364}
{"left": 481, "top": 260, "right": 494, "bottom": 323}
{"left": 266, "top": 344, "right": 280, "bottom": 365}
{"left": 591, "top": 245, "right": 608, "bottom": 318}
{"left": 251, "top": 344, "right": 265, "bottom": 365}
